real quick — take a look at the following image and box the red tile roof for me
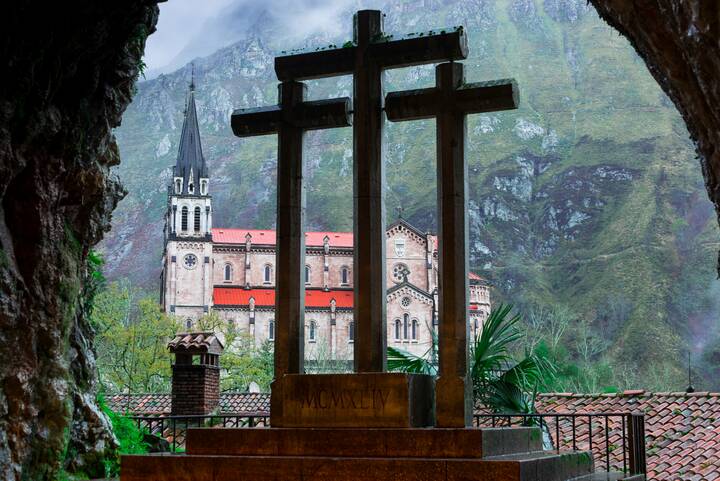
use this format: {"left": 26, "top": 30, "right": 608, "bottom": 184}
{"left": 212, "top": 228, "right": 353, "bottom": 248}
{"left": 106, "top": 393, "right": 270, "bottom": 416}
{"left": 534, "top": 391, "right": 720, "bottom": 480}
{"left": 213, "top": 287, "right": 354, "bottom": 309}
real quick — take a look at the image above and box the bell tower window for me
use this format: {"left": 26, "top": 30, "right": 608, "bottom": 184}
{"left": 194, "top": 207, "right": 201, "bottom": 232}
{"left": 224, "top": 264, "right": 232, "bottom": 282}
{"left": 175, "top": 179, "right": 182, "bottom": 194}
{"left": 263, "top": 264, "right": 272, "bottom": 284}
{"left": 181, "top": 206, "right": 188, "bottom": 231}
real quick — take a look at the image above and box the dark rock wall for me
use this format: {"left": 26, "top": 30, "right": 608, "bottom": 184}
{"left": 590, "top": 0, "right": 720, "bottom": 271}
{"left": 0, "top": 2, "right": 158, "bottom": 480}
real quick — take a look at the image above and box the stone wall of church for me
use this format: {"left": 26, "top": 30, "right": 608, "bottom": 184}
{"left": 385, "top": 227, "right": 432, "bottom": 290}
{"left": 165, "top": 240, "right": 212, "bottom": 311}
{"left": 166, "top": 222, "right": 490, "bottom": 362}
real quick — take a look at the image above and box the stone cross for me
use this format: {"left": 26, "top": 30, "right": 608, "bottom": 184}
{"left": 275, "top": 10, "right": 468, "bottom": 373}
{"left": 231, "top": 82, "right": 351, "bottom": 422}
{"left": 386, "top": 62, "right": 519, "bottom": 427}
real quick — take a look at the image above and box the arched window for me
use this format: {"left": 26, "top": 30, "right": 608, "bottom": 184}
{"left": 188, "top": 181, "right": 194, "bottom": 194}
{"left": 175, "top": 179, "right": 182, "bottom": 194}
{"left": 305, "top": 265, "right": 311, "bottom": 284}
{"left": 264, "top": 264, "right": 272, "bottom": 284}
{"left": 394, "top": 319, "right": 401, "bottom": 340}
{"left": 348, "top": 321, "right": 354, "bottom": 343}
{"left": 411, "top": 319, "right": 418, "bottom": 340}
{"left": 403, "top": 314, "right": 409, "bottom": 340}
{"left": 308, "top": 321, "right": 316, "bottom": 342}
{"left": 185, "top": 318, "right": 192, "bottom": 330}
{"left": 224, "top": 264, "right": 232, "bottom": 282}
{"left": 194, "top": 206, "right": 201, "bottom": 232}
{"left": 181, "top": 206, "right": 188, "bottom": 231}
{"left": 341, "top": 266, "right": 349, "bottom": 285}
{"left": 268, "top": 320, "right": 275, "bottom": 341}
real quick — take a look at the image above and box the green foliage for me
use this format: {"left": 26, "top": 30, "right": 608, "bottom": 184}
{"left": 389, "top": 304, "right": 553, "bottom": 414}
{"left": 472, "top": 305, "right": 553, "bottom": 413}
{"left": 97, "top": 394, "right": 148, "bottom": 477}
{"left": 387, "top": 346, "right": 437, "bottom": 375}
{"left": 196, "top": 310, "right": 275, "bottom": 392}
{"left": 92, "top": 281, "right": 176, "bottom": 393}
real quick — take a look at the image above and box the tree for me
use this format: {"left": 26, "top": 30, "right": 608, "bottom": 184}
{"left": 92, "top": 281, "right": 177, "bottom": 394}
{"left": 388, "top": 304, "right": 553, "bottom": 414}
{"left": 195, "top": 310, "right": 274, "bottom": 392}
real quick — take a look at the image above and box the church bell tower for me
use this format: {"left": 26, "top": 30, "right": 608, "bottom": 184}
{"left": 161, "top": 73, "right": 213, "bottom": 326}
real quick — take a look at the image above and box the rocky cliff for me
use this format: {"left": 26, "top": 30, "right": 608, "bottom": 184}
{"left": 0, "top": 2, "right": 158, "bottom": 479}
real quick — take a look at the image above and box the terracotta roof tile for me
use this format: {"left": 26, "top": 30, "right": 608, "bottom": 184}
{"left": 537, "top": 392, "right": 720, "bottom": 480}
{"left": 106, "top": 392, "right": 270, "bottom": 416}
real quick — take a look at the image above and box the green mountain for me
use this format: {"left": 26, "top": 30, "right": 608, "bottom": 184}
{"left": 103, "top": 0, "right": 720, "bottom": 390}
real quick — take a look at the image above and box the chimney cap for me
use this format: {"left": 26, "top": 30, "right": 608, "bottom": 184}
{"left": 168, "top": 331, "right": 224, "bottom": 355}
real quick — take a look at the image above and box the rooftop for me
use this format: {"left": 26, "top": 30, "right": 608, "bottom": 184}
{"left": 108, "top": 390, "right": 720, "bottom": 480}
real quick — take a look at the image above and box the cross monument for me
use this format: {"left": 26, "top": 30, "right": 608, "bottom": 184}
{"left": 276, "top": 10, "right": 468, "bottom": 372}
{"left": 231, "top": 82, "right": 351, "bottom": 423}
{"left": 386, "top": 62, "right": 518, "bottom": 426}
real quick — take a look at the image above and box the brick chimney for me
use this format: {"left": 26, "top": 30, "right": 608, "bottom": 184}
{"left": 168, "top": 332, "right": 224, "bottom": 415}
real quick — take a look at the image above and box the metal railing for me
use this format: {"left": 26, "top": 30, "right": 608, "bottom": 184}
{"left": 130, "top": 413, "right": 269, "bottom": 452}
{"left": 129, "top": 410, "right": 646, "bottom": 477}
{"left": 473, "top": 412, "right": 646, "bottom": 476}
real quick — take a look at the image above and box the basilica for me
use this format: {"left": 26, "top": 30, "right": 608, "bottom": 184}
{"left": 160, "top": 86, "right": 491, "bottom": 360}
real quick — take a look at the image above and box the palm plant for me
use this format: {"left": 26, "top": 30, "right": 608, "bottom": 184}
{"left": 388, "top": 303, "right": 554, "bottom": 415}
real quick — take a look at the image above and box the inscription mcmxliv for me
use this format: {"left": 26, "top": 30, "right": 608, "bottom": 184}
{"left": 301, "top": 388, "right": 390, "bottom": 411}
{"left": 278, "top": 373, "right": 435, "bottom": 428}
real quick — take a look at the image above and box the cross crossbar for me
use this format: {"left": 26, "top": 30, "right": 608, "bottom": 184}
{"left": 232, "top": 98, "right": 351, "bottom": 136}
{"left": 385, "top": 79, "right": 518, "bottom": 121}
{"left": 275, "top": 30, "right": 468, "bottom": 81}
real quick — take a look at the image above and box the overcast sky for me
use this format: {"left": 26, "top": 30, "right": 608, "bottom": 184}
{"left": 143, "top": 0, "right": 368, "bottom": 76}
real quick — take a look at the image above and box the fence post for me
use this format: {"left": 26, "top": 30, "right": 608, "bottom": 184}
{"left": 627, "top": 413, "right": 647, "bottom": 475}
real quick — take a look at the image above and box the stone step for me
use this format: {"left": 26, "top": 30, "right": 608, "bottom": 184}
{"left": 185, "top": 426, "right": 543, "bottom": 458}
{"left": 569, "top": 473, "right": 645, "bottom": 481}
{"left": 121, "top": 450, "right": 593, "bottom": 481}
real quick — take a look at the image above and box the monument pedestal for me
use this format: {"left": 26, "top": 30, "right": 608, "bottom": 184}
{"left": 122, "top": 426, "right": 597, "bottom": 481}
{"left": 271, "top": 372, "right": 435, "bottom": 428}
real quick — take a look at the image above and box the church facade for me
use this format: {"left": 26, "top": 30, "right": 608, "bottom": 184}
{"left": 160, "top": 86, "right": 491, "bottom": 360}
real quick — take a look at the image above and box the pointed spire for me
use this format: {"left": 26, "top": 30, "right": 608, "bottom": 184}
{"left": 173, "top": 75, "right": 208, "bottom": 196}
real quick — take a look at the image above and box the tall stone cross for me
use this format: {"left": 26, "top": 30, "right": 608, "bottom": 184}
{"left": 275, "top": 10, "right": 468, "bottom": 372}
{"left": 386, "top": 62, "right": 519, "bottom": 426}
{"left": 231, "top": 82, "right": 351, "bottom": 421}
